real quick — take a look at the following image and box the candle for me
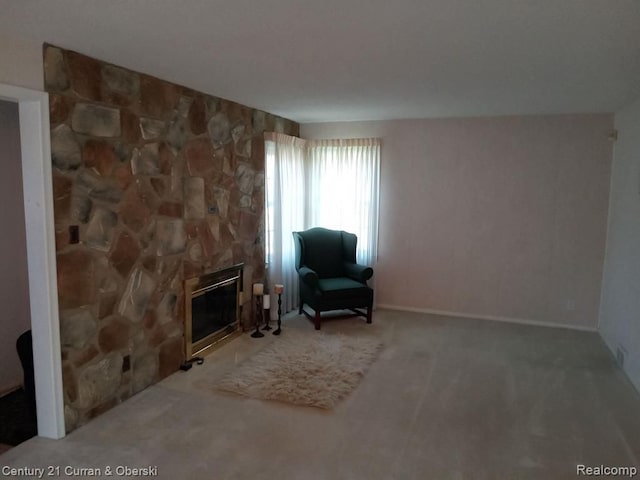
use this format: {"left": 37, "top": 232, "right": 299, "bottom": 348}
{"left": 274, "top": 284, "right": 284, "bottom": 294}
{"left": 253, "top": 283, "right": 264, "bottom": 295}
{"left": 263, "top": 294, "right": 270, "bottom": 309}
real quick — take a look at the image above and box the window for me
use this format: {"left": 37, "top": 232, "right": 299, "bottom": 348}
{"left": 265, "top": 134, "right": 380, "bottom": 312}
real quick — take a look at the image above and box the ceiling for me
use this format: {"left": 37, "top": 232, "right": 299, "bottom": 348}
{"left": 1, "top": 0, "right": 639, "bottom": 123}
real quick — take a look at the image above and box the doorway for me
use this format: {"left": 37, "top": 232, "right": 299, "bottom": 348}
{"left": 0, "top": 83, "right": 65, "bottom": 440}
{"left": 0, "top": 99, "right": 36, "bottom": 449}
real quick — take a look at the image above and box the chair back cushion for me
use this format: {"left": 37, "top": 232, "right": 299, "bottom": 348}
{"left": 295, "top": 228, "right": 345, "bottom": 278}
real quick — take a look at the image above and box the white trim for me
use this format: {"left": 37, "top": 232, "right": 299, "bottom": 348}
{"left": 0, "top": 83, "right": 65, "bottom": 439}
{"left": 597, "top": 119, "right": 619, "bottom": 332}
{"left": 376, "top": 303, "right": 598, "bottom": 333}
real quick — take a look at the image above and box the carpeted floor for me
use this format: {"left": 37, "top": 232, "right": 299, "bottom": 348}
{"left": 2, "top": 310, "right": 640, "bottom": 478}
{"left": 0, "top": 388, "right": 37, "bottom": 447}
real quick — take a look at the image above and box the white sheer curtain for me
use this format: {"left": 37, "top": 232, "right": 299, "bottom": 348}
{"left": 265, "top": 133, "right": 380, "bottom": 314}
{"left": 306, "top": 138, "right": 380, "bottom": 267}
{"left": 264, "top": 133, "right": 306, "bottom": 313}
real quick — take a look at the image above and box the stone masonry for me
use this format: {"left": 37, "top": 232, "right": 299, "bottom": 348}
{"left": 44, "top": 45, "right": 299, "bottom": 431}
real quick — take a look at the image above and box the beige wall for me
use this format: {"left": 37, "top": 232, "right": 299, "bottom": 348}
{"left": 0, "top": 32, "right": 43, "bottom": 90}
{"left": 0, "top": 100, "right": 32, "bottom": 393}
{"left": 600, "top": 95, "right": 640, "bottom": 392}
{"left": 302, "top": 114, "right": 613, "bottom": 329}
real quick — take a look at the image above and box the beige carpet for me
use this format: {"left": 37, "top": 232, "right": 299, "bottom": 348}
{"left": 214, "top": 330, "right": 383, "bottom": 408}
{"left": 4, "top": 311, "right": 640, "bottom": 479}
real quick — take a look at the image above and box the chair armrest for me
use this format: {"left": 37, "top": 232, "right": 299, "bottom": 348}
{"left": 344, "top": 263, "right": 373, "bottom": 282}
{"left": 298, "top": 266, "right": 319, "bottom": 288}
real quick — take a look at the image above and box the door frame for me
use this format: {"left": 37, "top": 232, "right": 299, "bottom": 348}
{"left": 0, "top": 83, "right": 65, "bottom": 439}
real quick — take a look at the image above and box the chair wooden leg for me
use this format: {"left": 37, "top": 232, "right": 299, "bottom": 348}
{"left": 314, "top": 310, "right": 321, "bottom": 330}
{"left": 366, "top": 304, "right": 373, "bottom": 324}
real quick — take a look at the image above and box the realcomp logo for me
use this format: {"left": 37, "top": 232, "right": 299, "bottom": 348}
{"left": 577, "top": 464, "right": 638, "bottom": 477}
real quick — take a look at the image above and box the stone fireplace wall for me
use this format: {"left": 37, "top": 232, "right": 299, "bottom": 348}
{"left": 43, "top": 45, "right": 299, "bottom": 431}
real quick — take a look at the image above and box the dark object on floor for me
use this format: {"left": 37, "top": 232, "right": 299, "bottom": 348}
{"left": 293, "top": 227, "right": 374, "bottom": 330}
{"left": 180, "top": 357, "right": 204, "bottom": 371}
{"left": 16, "top": 330, "right": 36, "bottom": 420}
{"left": 0, "top": 389, "right": 37, "bottom": 446}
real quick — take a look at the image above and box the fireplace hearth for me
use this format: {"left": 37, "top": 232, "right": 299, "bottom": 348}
{"left": 184, "top": 263, "right": 244, "bottom": 360}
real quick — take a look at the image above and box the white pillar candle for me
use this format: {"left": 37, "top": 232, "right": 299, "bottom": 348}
{"left": 253, "top": 283, "right": 264, "bottom": 295}
{"left": 274, "top": 284, "right": 284, "bottom": 294}
{"left": 263, "top": 294, "right": 270, "bottom": 309}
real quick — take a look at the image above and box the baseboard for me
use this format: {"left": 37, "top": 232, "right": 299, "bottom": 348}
{"left": 375, "top": 303, "right": 598, "bottom": 332}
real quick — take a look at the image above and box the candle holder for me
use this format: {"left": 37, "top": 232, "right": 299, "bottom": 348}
{"left": 251, "top": 291, "right": 264, "bottom": 338}
{"left": 273, "top": 284, "right": 284, "bottom": 336}
{"left": 263, "top": 313, "right": 272, "bottom": 330}
{"left": 263, "top": 294, "right": 272, "bottom": 331}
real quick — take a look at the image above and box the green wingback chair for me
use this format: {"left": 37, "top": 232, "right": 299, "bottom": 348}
{"left": 293, "top": 227, "right": 374, "bottom": 330}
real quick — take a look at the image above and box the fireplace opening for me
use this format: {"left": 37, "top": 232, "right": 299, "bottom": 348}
{"left": 184, "top": 263, "right": 243, "bottom": 360}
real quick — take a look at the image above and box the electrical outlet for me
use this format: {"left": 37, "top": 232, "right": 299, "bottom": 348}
{"left": 565, "top": 299, "right": 575, "bottom": 311}
{"left": 122, "top": 355, "right": 131, "bottom": 372}
{"left": 69, "top": 225, "right": 80, "bottom": 244}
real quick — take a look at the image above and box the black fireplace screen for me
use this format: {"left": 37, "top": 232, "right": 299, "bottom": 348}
{"left": 191, "top": 280, "right": 237, "bottom": 343}
{"left": 184, "top": 263, "right": 243, "bottom": 360}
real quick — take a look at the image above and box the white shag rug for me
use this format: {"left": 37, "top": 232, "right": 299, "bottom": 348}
{"left": 215, "top": 331, "right": 383, "bottom": 409}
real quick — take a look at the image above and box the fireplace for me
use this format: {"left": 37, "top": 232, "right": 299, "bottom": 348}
{"left": 184, "top": 263, "right": 244, "bottom": 360}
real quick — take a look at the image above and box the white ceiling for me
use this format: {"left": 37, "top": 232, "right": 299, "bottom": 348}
{"left": 1, "top": 0, "right": 639, "bottom": 123}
